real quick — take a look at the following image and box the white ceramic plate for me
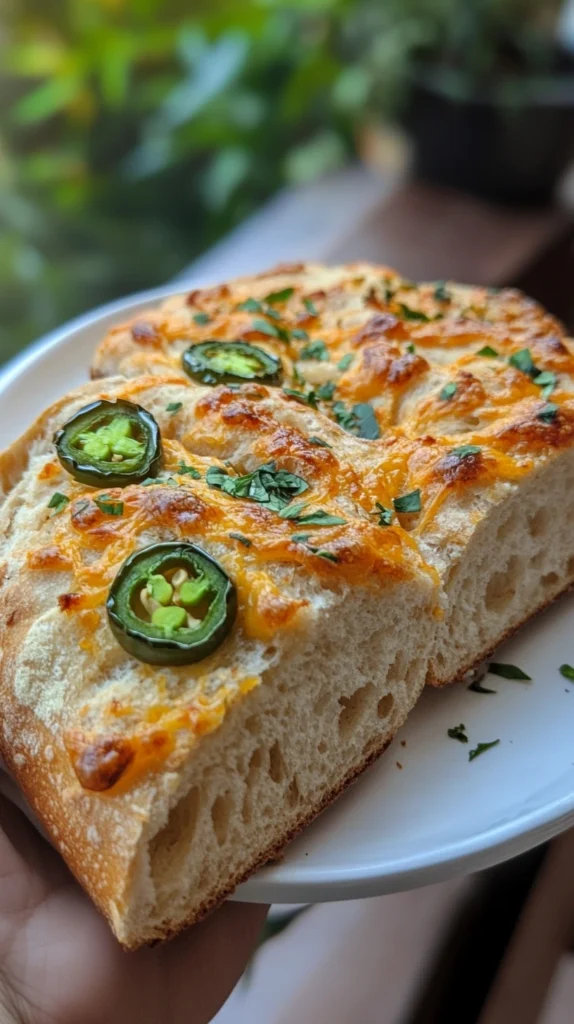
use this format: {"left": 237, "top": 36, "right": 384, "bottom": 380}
{"left": 2, "top": 290, "right": 574, "bottom": 907}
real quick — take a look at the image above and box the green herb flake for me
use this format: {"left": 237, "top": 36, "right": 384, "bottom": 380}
{"left": 177, "top": 461, "right": 201, "bottom": 479}
{"left": 94, "top": 495, "right": 124, "bottom": 516}
{"left": 374, "top": 502, "right": 393, "bottom": 527}
{"left": 308, "top": 436, "right": 332, "bottom": 448}
{"left": 291, "top": 533, "right": 310, "bottom": 544}
{"left": 166, "top": 402, "right": 182, "bottom": 414}
{"left": 317, "top": 381, "right": 336, "bottom": 402}
{"left": 251, "top": 318, "right": 290, "bottom": 343}
{"left": 353, "top": 402, "right": 380, "bottom": 440}
{"left": 397, "top": 303, "right": 432, "bottom": 323}
{"left": 338, "top": 353, "right": 354, "bottom": 371}
{"left": 468, "top": 679, "right": 497, "bottom": 694}
{"left": 238, "top": 298, "right": 263, "bottom": 313}
{"left": 509, "top": 348, "right": 537, "bottom": 377}
{"left": 291, "top": 328, "right": 309, "bottom": 342}
{"left": 434, "top": 282, "right": 451, "bottom": 303}
{"left": 229, "top": 532, "right": 252, "bottom": 547}
{"left": 538, "top": 402, "right": 559, "bottom": 423}
{"left": 293, "top": 510, "right": 346, "bottom": 527}
{"left": 192, "top": 312, "right": 210, "bottom": 326}
{"left": 307, "top": 547, "right": 339, "bottom": 563}
{"left": 560, "top": 663, "right": 574, "bottom": 681}
{"left": 265, "top": 287, "right": 294, "bottom": 305}
{"left": 477, "top": 345, "right": 499, "bottom": 358}
{"left": 469, "top": 739, "right": 500, "bottom": 762}
{"left": 406, "top": 342, "right": 416, "bottom": 354}
{"left": 448, "top": 723, "right": 468, "bottom": 743}
{"left": 451, "top": 444, "right": 481, "bottom": 459}
{"left": 440, "top": 382, "right": 457, "bottom": 402}
{"left": 278, "top": 501, "right": 309, "bottom": 520}
{"left": 303, "top": 298, "right": 318, "bottom": 316}
{"left": 206, "top": 461, "right": 308, "bottom": 512}
{"left": 393, "top": 489, "right": 422, "bottom": 514}
{"left": 533, "top": 370, "right": 556, "bottom": 396}
{"left": 488, "top": 662, "right": 531, "bottom": 681}
{"left": 283, "top": 387, "right": 318, "bottom": 408}
{"left": 300, "top": 340, "right": 328, "bottom": 361}
{"left": 47, "top": 492, "right": 69, "bottom": 515}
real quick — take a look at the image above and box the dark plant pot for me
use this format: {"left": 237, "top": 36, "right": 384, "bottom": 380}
{"left": 405, "top": 60, "right": 574, "bottom": 206}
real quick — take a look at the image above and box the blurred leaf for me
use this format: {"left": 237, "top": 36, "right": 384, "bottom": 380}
{"left": 284, "top": 129, "right": 347, "bottom": 183}
{"left": 13, "top": 76, "right": 82, "bottom": 124}
{"left": 202, "top": 146, "right": 251, "bottom": 209}
{"left": 162, "top": 32, "right": 250, "bottom": 127}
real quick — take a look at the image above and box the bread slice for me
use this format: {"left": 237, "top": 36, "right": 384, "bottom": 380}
{"left": 0, "top": 374, "right": 437, "bottom": 947}
{"left": 90, "top": 262, "right": 574, "bottom": 686}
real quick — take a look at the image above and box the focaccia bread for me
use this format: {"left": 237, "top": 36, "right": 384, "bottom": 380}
{"left": 91, "top": 262, "right": 574, "bottom": 686}
{"left": 0, "top": 374, "right": 437, "bottom": 947}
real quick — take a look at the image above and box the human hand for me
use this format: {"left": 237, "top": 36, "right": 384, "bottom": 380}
{"left": 0, "top": 792, "right": 267, "bottom": 1024}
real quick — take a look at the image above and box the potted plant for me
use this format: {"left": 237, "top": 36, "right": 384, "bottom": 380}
{"left": 346, "top": 0, "right": 574, "bottom": 205}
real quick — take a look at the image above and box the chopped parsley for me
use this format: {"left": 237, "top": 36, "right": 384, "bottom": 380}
{"left": 333, "top": 400, "right": 380, "bottom": 440}
{"left": 440, "top": 382, "right": 457, "bottom": 401}
{"left": 560, "top": 664, "right": 574, "bottom": 681}
{"left": 308, "top": 436, "right": 332, "bottom": 448}
{"left": 229, "top": 532, "right": 252, "bottom": 547}
{"left": 177, "top": 461, "right": 201, "bottom": 479}
{"left": 317, "top": 381, "right": 336, "bottom": 402}
{"left": 448, "top": 723, "right": 468, "bottom": 743}
{"left": 291, "top": 533, "right": 310, "bottom": 543}
{"left": 285, "top": 509, "right": 346, "bottom": 527}
{"left": 192, "top": 312, "right": 210, "bottom": 325}
{"left": 434, "top": 282, "right": 451, "bottom": 302}
{"left": 265, "top": 287, "right": 294, "bottom": 305}
{"left": 291, "top": 328, "right": 309, "bottom": 342}
{"left": 538, "top": 402, "right": 559, "bottom": 423}
{"left": 488, "top": 662, "right": 531, "bottom": 681}
{"left": 47, "top": 492, "right": 69, "bottom": 515}
{"left": 278, "top": 501, "right": 308, "bottom": 520}
{"left": 533, "top": 370, "right": 556, "bottom": 399}
{"left": 509, "top": 348, "right": 537, "bottom": 377}
{"left": 374, "top": 502, "right": 393, "bottom": 526}
{"left": 469, "top": 739, "right": 500, "bottom": 762}
{"left": 307, "top": 547, "right": 339, "bottom": 563}
{"left": 406, "top": 342, "right": 416, "bottom": 354}
{"left": 206, "top": 462, "right": 308, "bottom": 512}
{"left": 94, "top": 495, "right": 124, "bottom": 516}
{"left": 283, "top": 387, "right": 318, "bottom": 408}
{"left": 166, "top": 402, "right": 182, "bottom": 414}
{"left": 338, "top": 353, "right": 354, "bottom": 371}
{"left": 303, "top": 297, "right": 318, "bottom": 316}
{"left": 300, "top": 340, "right": 328, "bottom": 361}
{"left": 393, "top": 489, "right": 422, "bottom": 514}
{"left": 477, "top": 345, "right": 499, "bottom": 358}
{"left": 468, "top": 679, "right": 497, "bottom": 694}
{"left": 238, "top": 297, "right": 262, "bottom": 313}
{"left": 251, "top": 319, "right": 290, "bottom": 343}
{"left": 397, "top": 303, "right": 432, "bottom": 322}
{"left": 451, "top": 444, "right": 481, "bottom": 459}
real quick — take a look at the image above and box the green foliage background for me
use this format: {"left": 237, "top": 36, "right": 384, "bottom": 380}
{"left": 0, "top": 0, "right": 561, "bottom": 362}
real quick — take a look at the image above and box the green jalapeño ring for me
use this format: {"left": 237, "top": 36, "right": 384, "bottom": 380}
{"left": 107, "top": 542, "right": 237, "bottom": 666}
{"left": 54, "top": 399, "right": 162, "bottom": 487}
{"left": 182, "top": 341, "right": 282, "bottom": 386}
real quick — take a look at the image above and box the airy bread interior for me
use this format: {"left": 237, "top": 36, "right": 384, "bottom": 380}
{"left": 427, "top": 448, "right": 574, "bottom": 685}
{"left": 119, "top": 578, "right": 431, "bottom": 946}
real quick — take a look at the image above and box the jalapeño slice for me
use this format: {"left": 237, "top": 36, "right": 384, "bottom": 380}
{"left": 54, "top": 399, "right": 162, "bottom": 488}
{"left": 182, "top": 341, "right": 282, "bottom": 386}
{"left": 107, "top": 542, "right": 237, "bottom": 666}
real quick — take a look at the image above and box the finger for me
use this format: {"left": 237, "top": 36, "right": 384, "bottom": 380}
{"left": 160, "top": 901, "right": 269, "bottom": 1022}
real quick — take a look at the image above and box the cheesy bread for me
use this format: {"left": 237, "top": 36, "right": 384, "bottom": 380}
{"left": 91, "top": 263, "right": 574, "bottom": 686}
{"left": 0, "top": 374, "right": 437, "bottom": 947}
